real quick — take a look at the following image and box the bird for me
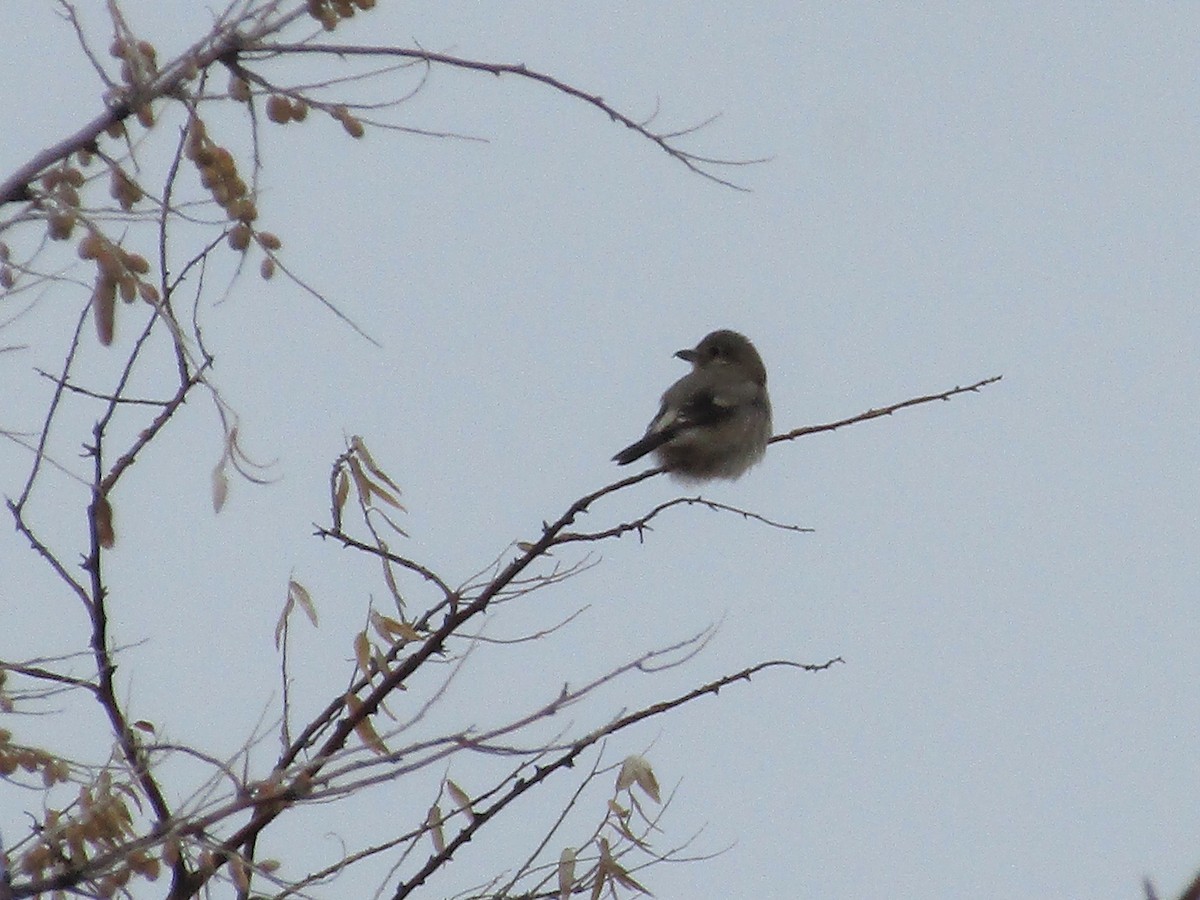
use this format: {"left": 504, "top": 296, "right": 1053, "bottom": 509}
{"left": 612, "top": 329, "right": 772, "bottom": 481}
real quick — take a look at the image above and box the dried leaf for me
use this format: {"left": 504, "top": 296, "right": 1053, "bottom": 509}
{"left": 371, "top": 646, "right": 391, "bottom": 677}
{"left": 351, "top": 435, "right": 402, "bottom": 493}
{"left": 333, "top": 469, "right": 349, "bottom": 521}
{"left": 609, "top": 860, "right": 651, "bottom": 895}
{"left": 366, "top": 478, "right": 403, "bottom": 510}
{"left": 352, "top": 630, "right": 371, "bottom": 675}
{"left": 446, "top": 779, "right": 474, "bottom": 821}
{"left": 558, "top": 847, "right": 576, "bottom": 900}
{"left": 274, "top": 593, "right": 293, "bottom": 649}
{"left": 617, "top": 755, "right": 660, "bottom": 803}
{"left": 347, "top": 455, "right": 371, "bottom": 506}
{"left": 370, "top": 611, "right": 419, "bottom": 642}
{"left": 589, "top": 845, "right": 608, "bottom": 900}
{"left": 345, "top": 693, "right": 388, "bottom": 755}
{"left": 426, "top": 803, "right": 445, "bottom": 853}
{"left": 381, "top": 554, "right": 404, "bottom": 613}
{"left": 288, "top": 579, "right": 318, "bottom": 627}
{"left": 211, "top": 462, "right": 229, "bottom": 512}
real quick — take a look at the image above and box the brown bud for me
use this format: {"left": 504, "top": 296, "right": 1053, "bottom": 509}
{"left": 58, "top": 184, "right": 81, "bottom": 207}
{"left": 256, "top": 231, "right": 282, "bottom": 251}
{"left": 260, "top": 257, "right": 276, "bottom": 280}
{"left": 118, "top": 274, "right": 137, "bottom": 303}
{"left": 105, "top": 120, "right": 125, "bottom": 140}
{"left": 0, "top": 267, "right": 13, "bottom": 290}
{"left": 291, "top": 98, "right": 309, "bottom": 121}
{"left": 65, "top": 167, "right": 85, "bottom": 187}
{"left": 136, "top": 104, "right": 155, "bottom": 128}
{"left": 341, "top": 115, "right": 365, "bottom": 139}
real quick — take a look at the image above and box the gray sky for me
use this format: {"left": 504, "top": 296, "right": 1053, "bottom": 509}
{"left": 3, "top": 3, "right": 1199, "bottom": 898}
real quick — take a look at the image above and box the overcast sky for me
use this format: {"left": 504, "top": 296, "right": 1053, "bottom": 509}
{"left": 3, "top": 3, "right": 1199, "bottom": 899}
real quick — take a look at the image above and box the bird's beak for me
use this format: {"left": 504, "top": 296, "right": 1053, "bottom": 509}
{"left": 675, "top": 348, "right": 698, "bottom": 363}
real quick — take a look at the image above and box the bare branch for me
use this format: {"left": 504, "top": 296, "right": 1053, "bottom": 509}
{"left": 246, "top": 42, "right": 764, "bottom": 190}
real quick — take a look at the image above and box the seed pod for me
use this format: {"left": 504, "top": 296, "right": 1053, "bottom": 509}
{"left": 234, "top": 199, "right": 258, "bottom": 223}
{"left": 138, "top": 281, "right": 160, "bottom": 304}
{"left": 256, "top": 231, "right": 282, "bottom": 250}
{"left": 94, "top": 276, "right": 116, "bottom": 345}
{"left": 96, "top": 246, "right": 124, "bottom": 281}
{"left": 229, "top": 75, "right": 251, "bottom": 103}
{"left": 136, "top": 41, "right": 157, "bottom": 68}
{"left": 342, "top": 115, "right": 365, "bottom": 139}
{"left": 266, "top": 95, "right": 292, "bottom": 124}
{"left": 119, "top": 274, "right": 137, "bottom": 303}
{"left": 124, "top": 252, "right": 150, "bottom": 274}
{"left": 228, "top": 224, "right": 251, "bottom": 252}
{"left": 48, "top": 212, "right": 75, "bottom": 241}
{"left": 212, "top": 147, "right": 235, "bottom": 174}
{"left": 78, "top": 232, "right": 102, "bottom": 260}
{"left": 260, "top": 257, "right": 276, "bottom": 280}
{"left": 290, "top": 98, "right": 309, "bottom": 121}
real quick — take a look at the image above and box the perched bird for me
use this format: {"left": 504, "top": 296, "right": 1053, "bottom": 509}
{"left": 612, "top": 329, "right": 772, "bottom": 481}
